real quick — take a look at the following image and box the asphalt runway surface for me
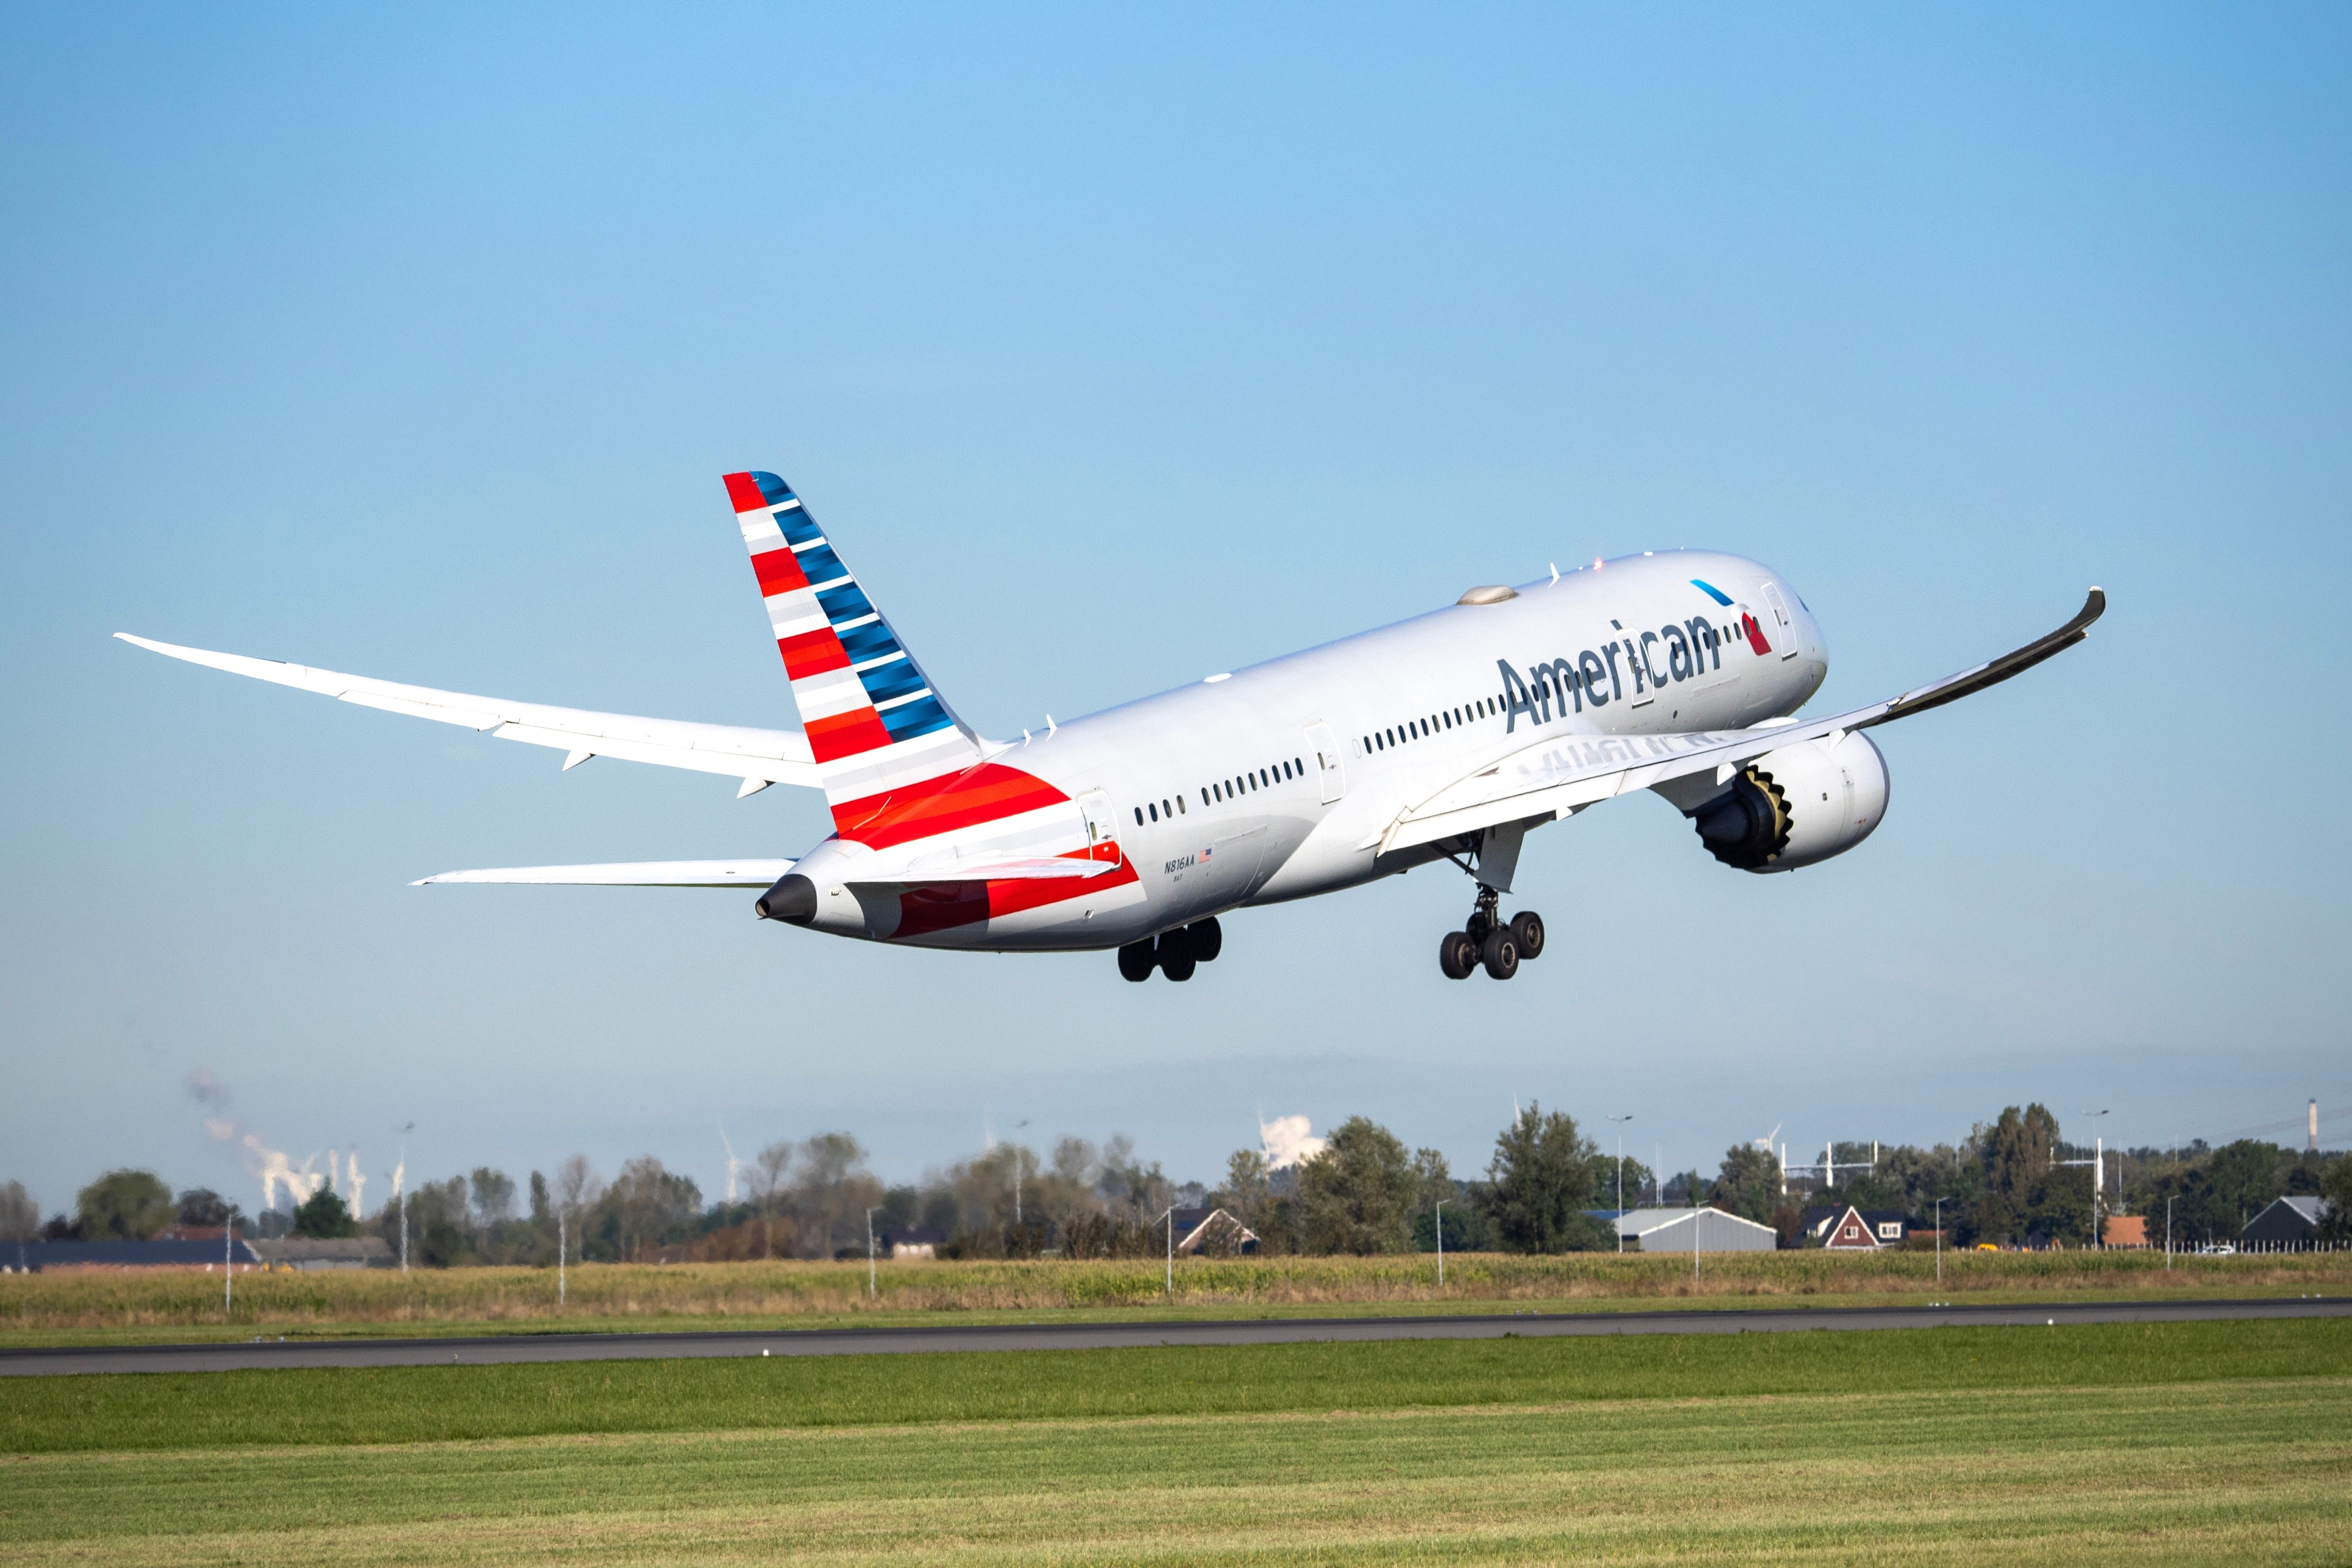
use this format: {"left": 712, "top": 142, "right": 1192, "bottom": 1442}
{"left": 6, "top": 1295, "right": 2345, "bottom": 1376}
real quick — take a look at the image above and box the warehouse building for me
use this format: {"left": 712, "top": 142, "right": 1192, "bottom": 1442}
{"left": 1605, "top": 1207, "right": 1778, "bottom": 1252}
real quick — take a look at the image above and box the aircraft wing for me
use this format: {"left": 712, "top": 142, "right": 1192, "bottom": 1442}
{"left": 415, "top": 860, "right": 797, "bottom": 887}
{"left": 117, "top": 633, "right": 820, "bottom": 793}
{"left": 1371, "top": 588, "right": 2104, "bottom": 856}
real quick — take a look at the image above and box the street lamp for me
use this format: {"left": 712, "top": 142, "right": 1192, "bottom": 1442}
{"left": 2081, "top": 1110, "right": 2110, "bottom": 1248}
{"left": 1606, "top": 1115, "right": 1634, "bottom": 1255}
{"left": 1434, "top": 1198, "right": 1448, "bottom": 1288}
{"left": 1934, "top": 1196, "right": 1944, "bottom": 1288}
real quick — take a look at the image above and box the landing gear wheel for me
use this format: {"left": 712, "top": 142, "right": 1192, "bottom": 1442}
{"left": 1508, "top": 911, "right": 1545, "bottom": 961}
{"left": 1480, "top": 928, "right": 1519, "bottom": 980}
{"left": 1156, "top": 928, "right": 1197, "bottom": 982}
{"left": 1186, "top": 917, "right": 1223, "bottom": 963}
{"left": 1117, "top": 941, "right": 1156, "bottom": 982}
{"left": 1438, "top": 931, "right": 1478, "bottom": 980}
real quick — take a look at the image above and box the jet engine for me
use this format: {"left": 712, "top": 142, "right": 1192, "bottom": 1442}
{"left": 1691, "top": 732, "right": 1889, "bottom": 873}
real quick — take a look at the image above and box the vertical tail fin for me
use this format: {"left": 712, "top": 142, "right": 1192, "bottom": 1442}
{"left": 724, "top": 471, "right": 982, "bottom": 819}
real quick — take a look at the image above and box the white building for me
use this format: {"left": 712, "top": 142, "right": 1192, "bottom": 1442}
{"left": 1608, "top": 1207, "right": 1778, "bottom": 1253}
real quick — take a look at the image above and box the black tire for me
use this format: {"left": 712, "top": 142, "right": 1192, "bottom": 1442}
{"left": 1480, "top": 928, "right": 1519, "bottom": 980}
{"left": 1439, "top": 931, "right": 1477, "bottom": 980}
{"left": 1156, "top": 928, "right": 1196, "bottom": 982}
{"left": 1509, "top": 911, "right": 1545, "bottom": 961}
{"left": 1116, "top": 941, "right": 1156, "bottom": 982}
{"left": 1465, "top": 909, "right": 1492, "bottom": 944}
{"left": 1186, "top": 917, "right": 1223, "bottom": 963}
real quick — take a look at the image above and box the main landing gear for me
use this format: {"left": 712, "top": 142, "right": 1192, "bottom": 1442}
{"left": 1439, "top": 886, "right": 1545, "bottom": 980}
{"left": 1118, "top": 917, "right": 1223, "bottom": 983}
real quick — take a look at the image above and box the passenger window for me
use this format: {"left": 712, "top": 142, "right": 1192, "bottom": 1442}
{"left": 1133, "top": 807, "right": 1143, "bottom": 826}
{"left": 1162, "top": 799, "right": 1172, "bottom": 818}
{"left": 1146, "top": 804, "right": 1156, "bottom": 822}
{"left": 1176, "top": 796, "right": 1185, "bottom": 814}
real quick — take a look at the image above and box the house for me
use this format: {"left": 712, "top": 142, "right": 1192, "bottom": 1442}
{"left": 1804, "top": 1206, "right": 1908, "bottom": 1249}
{"left": 2242, "top": 1195, "right": 2334, "bottom": 1250}
{"left": 880, "top": 1226, "right": 947, "bottom": 1261}
{"left": 249, "top": 1237, "right": 394, "bottom": 1271}
{"left": 2102, "top": 1215, "right": 2148, "bottom": 1248}
{"left": 1169, "top": 1207, "right": 1258, "bottom": 1256}
{"left": 5, "top": 1238, "right": 262, "bottom": 1273}
{"left": 1609, "top": 1207, "right": 1778, "bottom": 1253}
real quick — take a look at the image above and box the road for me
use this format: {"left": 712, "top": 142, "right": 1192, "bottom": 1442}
{"left": 5, "top": 1295, "right": 2344, "bottom": 1376}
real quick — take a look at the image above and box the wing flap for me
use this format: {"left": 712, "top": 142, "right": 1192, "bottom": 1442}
{"left": 414, "top": 860, "right": 795, "bottom": 887}
{"left": 119, "top": 633, "right": 820, "bottom": 789}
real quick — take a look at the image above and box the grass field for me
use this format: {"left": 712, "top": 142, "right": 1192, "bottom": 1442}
{"left": 5, "top": 1320, "right": 2348, "bottom": 1564}
{"left": 7, "top": 1247, "right": 2346, "bottom": 1346}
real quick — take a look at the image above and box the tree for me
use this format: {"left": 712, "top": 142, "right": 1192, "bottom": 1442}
{"left": 1295, "top": 1116, "right": 1417, "bottom": 1255}
{"left": 75, "top": 1169, "right": 174, "bottom": 1240}
{"left": 2319, "top": 1157, "right": 2352, "bottom": 1245}
{"left": 748, "top": 1140, "right": 794, "bottom": 1257}
{"left": 791, "top": 1134, "right": 880, "bottom": 1258}
{"left": 292, "top": 1185, "right": 359, "bottom": 1238}
{"left": 1480, "top": 1104, "right": 1606, "bottom": 1253}
{"left": 1712, "top": 1144, "right": 1782, "bottom": 1224}
{"left": 175, "top": 1187, "right": 240, "bottom": 1229}
{"left": 1220, "top": 1148, "right": 1273, "bottom": 1233}
{"left": 0, "top": 1180, "right": 38, "bottom": 1242}
{"left": 1968, "top": 1105, "right": 2059, "bottom": 1245}
{"left": 600, "top": 1156, "right": 702, "bottom": 1261}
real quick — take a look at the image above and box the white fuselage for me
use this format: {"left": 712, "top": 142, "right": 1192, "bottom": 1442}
{"left": 787, "top": 551, "right": 1827, "bottom": 950}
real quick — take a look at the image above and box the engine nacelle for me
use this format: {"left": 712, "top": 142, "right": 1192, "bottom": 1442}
{"left": 1691, "top": 732, "right": 1889, "bottom": 873}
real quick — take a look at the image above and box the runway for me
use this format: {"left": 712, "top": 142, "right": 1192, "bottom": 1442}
{"left": 5, "top": 1294, "right": 2343, "bottom": 1376}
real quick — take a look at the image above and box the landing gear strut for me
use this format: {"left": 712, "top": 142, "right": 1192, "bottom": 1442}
{"left": 1440, "top": 887, "right": 1544, "bottom": 980}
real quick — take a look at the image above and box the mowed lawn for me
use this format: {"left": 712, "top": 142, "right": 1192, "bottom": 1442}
{"left": 6, "top": 1321, "right": 2348, "bottom": 1565}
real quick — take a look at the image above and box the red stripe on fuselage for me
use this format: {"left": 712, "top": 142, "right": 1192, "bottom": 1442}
{"left": 831, "top": 762, "right": 1070, "bottom": 849}
{"left": 890, "top": 856, "right": 1141, "bottom": 940}
{"left": 778, "top": 628, "right": 849, "bottom": 678}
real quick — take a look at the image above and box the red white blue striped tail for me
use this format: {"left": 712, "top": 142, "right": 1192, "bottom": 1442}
{"left": 723, "top": 471, "right": 981, "bottom": 821}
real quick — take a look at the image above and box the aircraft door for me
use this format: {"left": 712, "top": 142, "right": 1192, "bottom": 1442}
{"left": 1076, "top": 790, "right": 1121, "bottom": 865}
{"left": 1305, "top": 722, "right": 1346, "bottom": 804}
{"left": 1761, "top": 583, "right": 1799, "bottom": 661}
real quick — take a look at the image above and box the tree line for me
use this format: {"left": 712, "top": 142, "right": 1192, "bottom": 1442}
{"left": 7, "top": 1101, "right": 2344, "bottom": 1262}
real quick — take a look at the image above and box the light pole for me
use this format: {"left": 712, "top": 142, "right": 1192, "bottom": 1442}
{"left": 1934, "top": 1196, "right": 1944, "bottom": 1288}
{"left": 1159, "top": 1204, "right": 1177, "bottom": 1296}
{"left": 2166, "top": 1194, "right": 2174, "bottom": 1272}
{"left": 865, "top": 1206, "right": 878, "bottom": 1301}
{"left": 1606, "top": 1115, "right": 1634, "bottom": 1255}
{"left": 2081, "top": 1110, "right": 2110, "bottom": 1248}
{"left": 1434, "top": 1198, "right": 1448, "bottom": 1288}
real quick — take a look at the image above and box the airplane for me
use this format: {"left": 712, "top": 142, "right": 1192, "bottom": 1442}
{"left": 121, "top": 468, "right": 2103, "bottom": 983}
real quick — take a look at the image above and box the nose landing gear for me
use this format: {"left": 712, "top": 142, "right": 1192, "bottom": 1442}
{"left": 1440, "top": 886, "right": 1544, "bottom": 980}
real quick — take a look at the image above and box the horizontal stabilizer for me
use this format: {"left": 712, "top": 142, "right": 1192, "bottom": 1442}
{"left": 413, "top": 860, "right": 796, "bottom": 888}
{"left": 116, "top": 633, "right": 821, "bottom": 792}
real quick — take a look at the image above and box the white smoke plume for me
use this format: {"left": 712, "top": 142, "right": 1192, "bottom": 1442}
{"left": 187, "top": 1067, "right": 325, "bottom": 1211}
{"left": 1258, "top": 1114, "right": 1328, "bottom": 1170}
{"left": 344, "top": 1152, "right": 365, "bottom": 1219}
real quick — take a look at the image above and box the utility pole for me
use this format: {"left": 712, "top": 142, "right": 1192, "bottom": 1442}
{"left": 224, "top": 1214, "right": 234, "bottom": 1317}
{"left": 1934, "top": 1196, "right": 1944, "bottom": 1289}
{"left": 1434, "top": 1198, "right": 1448, "bottom": 1287}
{"left": 557, "top": 1209, "right": 567, "bottom": 1307}
{"left": 1161, "top": 1205, "right": 1177, "bottom": 1296}
{"left": 1607, "top": 1114, "right": 1633, "bottom": 1255}
{"left": 865, "top": 1207, "right": 879, "bottom": 1301}
{"left": 2166, "top": 1195, "right": 2174, "bottom": 1271}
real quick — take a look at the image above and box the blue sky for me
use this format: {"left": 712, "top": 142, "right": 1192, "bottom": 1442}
{"left": 4, "top": 6, "right": 2347, "bottom": 1217}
